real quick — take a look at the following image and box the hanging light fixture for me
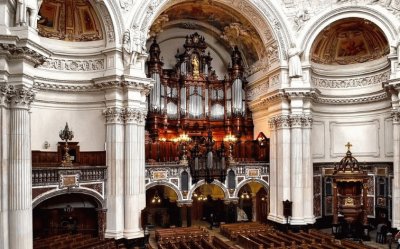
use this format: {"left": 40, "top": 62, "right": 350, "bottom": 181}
{"left": 240, "top": 187, "right": 251, "bottom": 199}
{"left": 151, "top": 190, "right": 161, "bottom": 204}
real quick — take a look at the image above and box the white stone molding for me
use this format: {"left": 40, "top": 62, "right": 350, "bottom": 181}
{"left": 103, "top": 107, "right": 124, "bottom": 124}
{"left": 312, "top": 70, "right": 390, "bottom": 89}
{"left": 0, "top": 44, "right": 46, "bottom": 67}
{"left": 33, "top": 81, "right": 99, "bottom": 92}
{"left": 40, "top": 58, "right": 105, "bottom": 72}
{"left": 314, "top": 91, "right": 389, "bottom": 105}
{"left": 98, "top": 2, "right": 116, "bottom": 43}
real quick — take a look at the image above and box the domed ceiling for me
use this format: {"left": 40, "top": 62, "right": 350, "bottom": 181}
{"left": 150, "top": 1, "right": 266, "bottom": 66}
{"left": 311, "top": 18, "right": 389, "bottom": 65}
{"left": 37, "top": 0, "right": 103, "bottom": 41}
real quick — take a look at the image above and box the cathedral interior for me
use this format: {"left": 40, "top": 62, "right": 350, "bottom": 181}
{"left": 1, "top": 0, "right": 400, "bottom": 248}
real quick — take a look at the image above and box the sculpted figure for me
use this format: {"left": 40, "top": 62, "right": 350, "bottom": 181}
{"left": 288, "top": 43, "right": 303, "bottom": 78}
{"left": 122, "top": 27, "right": 146, "bottom": 68}
{"left": 16, "top": 0, "right": 38, "bottom": 28}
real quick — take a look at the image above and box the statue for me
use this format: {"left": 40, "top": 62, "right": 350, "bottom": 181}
{"left": 192, "top": 55, "right": 200, "bottom": 79}
{"left": 288, "top": 43, "right": 303, "bottom": 78}
{"left": 122, "top": 27, "right": 147, "bottom": 68}
{"left": 16, "top": 0, "right": 38, "bottom": 28}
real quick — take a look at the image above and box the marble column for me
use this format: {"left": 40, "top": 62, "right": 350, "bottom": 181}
{"left": 302, "top": 116, "right": 314, "bottom": 224}
{"left": 123, "top": 108, "right": 146, "bottom": 239}
{"left": 0, "top": 85, "right": 11, "bottom": 249}
{"left": 103, "top": 107, "right": 125, "bottom": 238}
{"left": 276, "top": 115, "right": 291, "bottom": 223}
{"left": 267, "top": 118, "right": 277, "bottom": 222}
{"left": 392, "top": 112, "right": 400, "bottom": 228}
{"left": 8, "top": 88, "right": 35, "bottom": 249}
{"left": 290, "top": 115, "right": 304, "bottom": 225}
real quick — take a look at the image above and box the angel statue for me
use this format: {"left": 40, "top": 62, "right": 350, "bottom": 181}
{"left": 122, "top": 27, "right": 147, "bottom": 68}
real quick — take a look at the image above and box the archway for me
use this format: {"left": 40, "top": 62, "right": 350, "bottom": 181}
{"left": 143, "top": 185, "right": 180, "bottom": 228}
{"left": 190, "top": 182, "right": 226, "bottom": 227}
{"left": 33, "top": 193, "right": 102, "bottom": 239}
{"left": 237, "top": 182, "right": 269, "bottom": 223}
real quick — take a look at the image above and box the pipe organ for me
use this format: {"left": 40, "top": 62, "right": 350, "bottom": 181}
{"left": 146, "top": 32, "right": 253, "bottom": 142}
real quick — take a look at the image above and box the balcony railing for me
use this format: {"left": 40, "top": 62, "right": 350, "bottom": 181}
{"left": 32, "top": 166, "right": 107, "bottom": 186}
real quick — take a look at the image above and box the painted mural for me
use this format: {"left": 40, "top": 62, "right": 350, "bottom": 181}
{"left": 38, "top": 0, "right": 103, "bottom": 41}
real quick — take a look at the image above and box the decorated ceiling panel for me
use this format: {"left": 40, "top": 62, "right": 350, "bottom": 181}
{"left": 38, "top": 0, "right": 103, "bottom": 41}
{"left": 311, "top": 18, "right": 389, "bottom": 65}
{"left": 150, "top": 1, "right": 266, "bottom": 67}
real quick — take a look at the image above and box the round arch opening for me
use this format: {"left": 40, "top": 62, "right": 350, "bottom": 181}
{"left": 33, "top": 193, "right": 102, "bottom": 239}
{"left": 143, "top": 185, "right": 180, "bottom": 228}
{"left": 238, "top": 182, "right": 269, "bottom": 223}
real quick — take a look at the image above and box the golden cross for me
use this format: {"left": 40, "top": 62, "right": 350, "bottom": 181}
{"left": 345, "top": 142, "right": 352, "bottom": 151}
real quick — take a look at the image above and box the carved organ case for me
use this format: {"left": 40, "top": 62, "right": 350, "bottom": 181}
{"left": 146, "top": 32, "right": 253, "bottom": 141}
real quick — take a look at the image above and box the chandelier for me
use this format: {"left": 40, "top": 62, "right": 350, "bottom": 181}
{"left": 193, "top": 191, "right": 207, "bottom": 201}
{"left": 173, "top": 133, "right": 192, "bottom": 162}
{"left": 151, "top": 191, "right": 161, "bottom": 204}
{"left": 223, "top": 134, "right": 237, "bottom": 162}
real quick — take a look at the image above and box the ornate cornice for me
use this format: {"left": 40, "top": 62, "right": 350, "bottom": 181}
{"left": 312, "top": 69, "right": 389, "bottom": 89}
{"left": 33, "top": 81, "right": 99, "bottom": 92}
{"left": 103, "top": 107, "right": 124, "bottom": 124}
{"left": 314, "top": 91, "right": 389, "bottom": 105}
{"left": 0, "top": 44, "right": 46, "bottom": 67}
{"left": 123, "top": 107, "right": 147, "bottom": 125}
{"left": 39, "top": 58, "right": 105, "bottom": 71}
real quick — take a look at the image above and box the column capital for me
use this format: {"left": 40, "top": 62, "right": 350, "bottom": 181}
{"left": 8, "top": 87, "right": 36, "bottom": 109}
{"left": 302, "top": 115, "right": 313, "bottom": 128}
{"left": 290, "top": 114, "right": 303, "bottom": 128}
{"left": 123, "top": 107, "right": 147, "bottom": 125}
{"left": 0, "top": 84, "right": 14, "bottom": 107}
{"left": 103, "top": 106, "right": 124, "bottom": 124}
{"left": 269, "top": 115, "right": 291, "bottom": 129}
{"left": 392, "top": 111, "right": 400, "bottom": 124}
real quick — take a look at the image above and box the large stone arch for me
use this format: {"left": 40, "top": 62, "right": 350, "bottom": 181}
{"left": 145, "top": 181, "right": 183, "bottom": 202}
{"left": 132, "top": 0, "right": 292, "bottom": 66}
{"left": 233, "top": 178, "right": 269, "bottom": 199}
{"left": 32, "top": 187, "right": 105, "bottom": 209}
{"left": 90, "top": 0, "right": 124, "bottom": 46}
{"left": 299, "top": 5, "right": 399, "bottom": 63}
{"left": 188, "top": 179, "right": 229, "bottom": 201}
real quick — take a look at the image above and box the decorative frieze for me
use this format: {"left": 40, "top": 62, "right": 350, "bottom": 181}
{"left": 103, "top": 107, "right": 124, "bottom": 124}
{"left": 0, "top": 44, "right": 46, "bottom": 67}
{"left": 312, "top": 70, "right": 389, "bottom": 89}
{"left": 40, "top": 58, "right": 105, "bottom": 71}
{"left": 33, "top": 81, "right": 98, "bottom": 92}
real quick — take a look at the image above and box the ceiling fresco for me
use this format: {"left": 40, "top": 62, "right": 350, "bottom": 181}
{"left": 37, "top": 0, "right": 103, "bottom": 41}
{"left": 311, "top": 18, "right": 389, "bottom": 65}
{"left": 151, "top": 1, "right": 266, "bottom": 66}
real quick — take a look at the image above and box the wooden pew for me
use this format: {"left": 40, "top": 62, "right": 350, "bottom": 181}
{"left": 237, "top": 235, "right": 263, "bottom": 249}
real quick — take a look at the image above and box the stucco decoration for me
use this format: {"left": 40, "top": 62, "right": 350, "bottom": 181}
{"left": 37, "top": 0, "right": 103, "bottom": 41}
{"left": 311, "top": 18, "right": 389, "bottom": 65}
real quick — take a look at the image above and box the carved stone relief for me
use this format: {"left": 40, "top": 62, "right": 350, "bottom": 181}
{"left": 312, "top": 70, "right": 390, "bottom": 88}
{"left": 40, "top": 58, "right": 105, "bottom": 71}
{"left": 99, "top": 3, "right": 115, "bottom": 43}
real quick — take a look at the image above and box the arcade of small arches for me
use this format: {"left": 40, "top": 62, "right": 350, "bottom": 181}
{"left": 2, "top": 0, "right": 400, "bottom": 248}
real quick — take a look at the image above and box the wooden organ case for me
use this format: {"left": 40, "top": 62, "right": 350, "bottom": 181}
{"left": 145, "top": 33, "right": 267, "bottom": 183}
{"left": 146, "top": 32, "right": 253, "bottom": 141}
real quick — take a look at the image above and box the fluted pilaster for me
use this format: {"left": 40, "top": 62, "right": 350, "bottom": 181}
{"left": 290, "top": 115, "right": 304, "bottom": 225}
{"left": 123, "top": 107, "right": 147, "bottom": 239}
{"left": 392, "top": 111, "right": 400, "bottom": 228}
{"left": 302, "top": 116, "right": 314, "bottom": 224}
{"left": 8, "top": 88, "right": 35, "bottom": 249}
{"left": 103, "top": 106, "right": 125, "bottom": 239}
{"left": 267, "top": 118, "right": 277, "bottom": 222}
